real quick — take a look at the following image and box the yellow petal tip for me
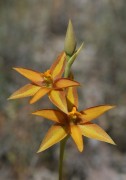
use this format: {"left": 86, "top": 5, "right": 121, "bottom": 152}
{"left": 7, "top": 95, "right": 16, "bottom": 100}
{"left": 112, "top": 105, "right": 116, "bottom": 109}
{"left": 110, "top": 140, "right": 116, "bottom": 145}
{"left": 31, "top": 111, "right": 39, "bottom": 116}
{"left": 29, "top": 100, "right": 34, "bottom": 104}
{"left": 37, "top": 145, "right": 47, "bottom": 153}
{"left": 7, "top": 97, "right": 11, "bottom": 100}
{"left": 29, "top": 98, "right": 36, "bottom": 104}
{"left": 79, "top": 147, "right": 83, "bottom": 152}
{"left": 13, "top": 67, "right": 19, "bottom": 71}
{"left": 37, "top": 149, "right": 42, "bottom": 153}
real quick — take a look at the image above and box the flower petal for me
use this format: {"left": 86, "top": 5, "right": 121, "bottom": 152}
{"left": 50, "top": 52, "right": 66, "bottom": 80}
{"left": 8, "top": 84, "right": 41, "bottom": 99}
{"left": 49, "top": 90, "right": 68, "bottom": 114}
{"left": 37, "top": 124, "right": 68, "bottom": 152}
{"left": 30, "top": 87, "right": 50, "bottom": 104}
{"left": 66, "top": 87, "right": 78, "bottom": 111}
{"left": 54, "top": 78, "right": 80, "bottom": 89}
{"left": 70, "top": 125, "right": 83, "bottom": 152}
{"left": 32, "top": 109, "right": 67, "bottom": 123}
{"left": 79, "top": 123, "right": 115, "bottom": 145}
{"left": 80, "top": 105, "right": 115, "bottom": 122}
{"left": 13, "top": 67, "right": 43, "bottom": 84}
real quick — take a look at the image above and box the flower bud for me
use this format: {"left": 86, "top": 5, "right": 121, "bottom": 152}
{"left": 64, "top": 20, "right": 76, "bottom": 56}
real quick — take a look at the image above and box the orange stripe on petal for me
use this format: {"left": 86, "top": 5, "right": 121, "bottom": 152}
{"left": 79, "top": 123, "right": 116, "bottom": 145}
{"left": 50, "top": 52, "right": 66, "bottom": 80}
{"left": 80, "top": 105, "right": 115, "bottom": 122}
{"left": 49, "top": 90, "right": 68, "bottom": 114}
{"left": 37, "top": 124, "right": 68, "bottom": 152}
{"left": 32, "top": 109, "right": 67, "bottom": 123}
{"left": 8, "top": 84, "right": 41, "bottom": 99}
{"left": 30, "top": 87, "right": 50, "bottom": 104}
{"left": 54, "top": 78, "right": 80, "bottom": 89}
{"left": 66, "top": 87, "right": 78, "bottom": 111}
{"left": 70, "top": 125, "right": 83, "bottom": 152}
{"left": 13, "top": 67, "right": 43, "bottom": 83}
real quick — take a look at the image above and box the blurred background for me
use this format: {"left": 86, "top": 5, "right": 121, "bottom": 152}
{"left": 0, "top": 0, "right": 126, "bottom": 179}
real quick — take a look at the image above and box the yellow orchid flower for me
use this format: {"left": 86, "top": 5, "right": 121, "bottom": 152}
{"left": 8, "top": 52, "right": 80, "bottom": 110}
{"left": 32, "top": 87, "right": 116, "bottom": 153}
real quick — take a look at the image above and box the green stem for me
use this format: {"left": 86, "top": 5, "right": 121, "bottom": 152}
{"left": 58, "top": 54, "right": 71, "bottom": 180}
{"left": 58, "top": 43, "right": 83, "bottom": 179}
{"left": 64, "top": 63, "right": 71, "bottom": 78}
{"left": 64, "top": 55, "right": 71, "bottom": 78}
{"left": 58, "top": 136, "right": 68, "bottom": 180}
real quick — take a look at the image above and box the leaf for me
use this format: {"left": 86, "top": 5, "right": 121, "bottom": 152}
{"left": 8, "top": 84, "right": 41, "bottom": 99}
{"left": 50, "top": 52, "right": 66, "bottom": 80}
{"left": 67, "top": 43, "right": 84, "bottom": 67}
{"left": 37, "top": 124, "right": 68, "bottom": 152}
{"left": 70, "top": 125, "right": 83, "bottom": 152}
{"left": 80, "top": 105, "right": 115, "bottom": 122}
{"left": 54, "top": 78, "right": 80, "bottom": 89}
{"left": 49, "top": 90, "right": 68, "bottom": 114}
{"left": 13, "top": 67, "right": 43, "bottom": 84}
{"left": 30, "top": 87, "right": 50, "bottom": 104}
{"left": 66, "top": 87, "right": 78, "bottom": 111}
{"left": 32, "top": 109, "right": 67, "bottom": 123}
{"left": 79, "top": 123, "right": 115, "bottom": 145}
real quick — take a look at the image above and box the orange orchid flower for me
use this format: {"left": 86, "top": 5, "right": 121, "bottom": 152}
{"left": 8, "top": 52, "right": 80, "bottom": 109}
{"left": 32, "top": 87, "right": 116, "bottom": 153}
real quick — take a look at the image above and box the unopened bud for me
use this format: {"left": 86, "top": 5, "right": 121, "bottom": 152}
{"left": 64, "top": 20, "right": 76, "bottom": 56}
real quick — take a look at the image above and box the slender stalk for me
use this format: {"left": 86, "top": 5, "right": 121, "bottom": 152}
{"left": 58, "top": 54, "right": 71, "bottom": 180}
{"left": 64, "top": 63, "right": 71, "bottom": 78}
{"left": 64, "top": 55, "right": 71, "bottom": 78}
{"left": 58, "top": 136, "right": 68, "bottom": 180}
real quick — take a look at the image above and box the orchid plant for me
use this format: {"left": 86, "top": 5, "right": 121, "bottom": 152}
{"left": 9, "top": 20, "right": 116, "bottom": 180}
